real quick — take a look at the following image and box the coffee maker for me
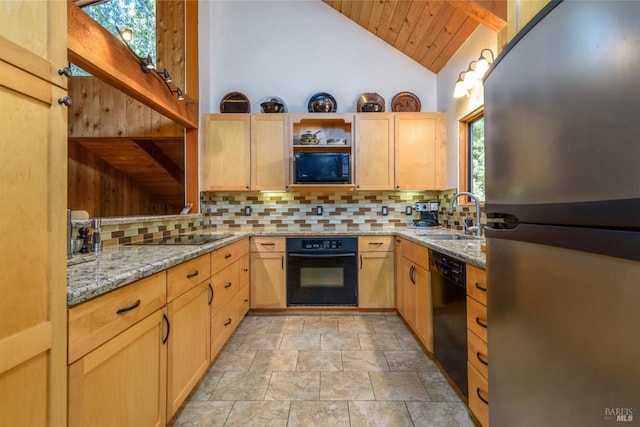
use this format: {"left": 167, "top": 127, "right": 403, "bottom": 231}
{"left": 413, "top": 201, "right": 439, "bottom": 227}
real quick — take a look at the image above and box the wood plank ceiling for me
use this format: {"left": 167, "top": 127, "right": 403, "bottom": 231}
{"left": 322, "top": 0, "right": 506, "bottom": 73}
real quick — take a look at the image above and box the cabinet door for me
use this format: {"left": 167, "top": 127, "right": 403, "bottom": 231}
{"left": 166, "top": 282, "right": 210, "bottom": 420}
{"left": 395, "top": 113, "right": 446, "bottom": 190}
{"left": 355, "top": 113, "right": 394, "bottom": 190}
{"left": 68, "top": 309, "right": 168, "bottom": 427}
{"left": 251, "top": 114, "right": 289, "bottom": 190}
{"left": 201, "top": 114, "right": 251, "bottom": 191}
{"left": 394, "top": 238, "right": 404, "bottom": 315}
{"left": 0, "top": 2, "right": 68, "bottom": 426}
{"left": 414, "top": 265, "right": 433, "bottom": 352}
{"left": 359, "top": 251, "right": 395, "bottom": 308}
{"left": 400, "top": 257, "right": 417, "bottom": 328}
{"left": 250, "top": 252, "right": 286, "bottom": 309}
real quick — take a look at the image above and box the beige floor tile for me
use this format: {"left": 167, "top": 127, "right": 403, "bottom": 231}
{"left": 188, "top": 370, "right": 224, "bottom": 401}
{"left": 348, "top": 401, "right": 414, "bottom": 427}
{"left": 264, "top": 371, "right": 320, "bottom": 400}
{"left": 396, "top": 333, "right": 423, "bottom": 351}
{"left": 280, "top": 333, "right": 320, "bottom": 350}
{"left": 358, "top": 333, "right": 403, "bottom": 350}
{"left": 249, "top": 350, "right": 298, "bottom": 372}
{"left": 210, "top": 371, "right": 271, "bottom": 401}
{"left": 341, "top": 350, "right": 390, "bottom": 372}
{"left": 302, "top": 320, "right": 339, "bottom": 334}
{"left": 418, "top": 371, "right": 464, "bottom": 402}
{"left": 210, "top": 350, "right": 257, "bottom": 372}
{"left": 238, "top": 333, "right": 283, "bottom": 351}
{"left": 370, "top": 320, "right": 412, "bottom": 334}
{"left": 266, "top": 318, "right": 304, "bottom": 334}
{"left": 369, "top": 371, "right": 431, "bottom": 401}
{"left": 321, "top": 332, "right": 361, "bottom": 350}
{"left": 338, "top": 318, "right": 376, "bottom": 333}
{"left": 320, "top": 371, "right": 375, "bottom": 400}
{"left": 384, "top": 350, "right": 438, "bottom": 372}
{"left": 223, "top": 401, "right": 291, "bottom": 427}
{"left": 235, "top": 319, "right": 270, "bottom": 335}
{"left": 296, "top": 350, "right": 342, "bottom": 371}
{"left": 321, "top": 313, "right": 355, "bottom": 321}
{"left": 406, "top": 401, "right": 476, "bottom": 427}
{"left": 168, "top": 400, "right": 234, "bottom": 426}
{"left": 288, "top": 401, "right": 350, "bottom": 427}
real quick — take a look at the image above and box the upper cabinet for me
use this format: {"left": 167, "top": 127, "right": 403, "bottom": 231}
{"left": 251, "top": 115, "right": 289, "bottom": 191}
{"left": 395, "top": 113, "right": 447, "bottom": 191}
{"left": 355, "top": 113, "right": 395, "bottom": 191}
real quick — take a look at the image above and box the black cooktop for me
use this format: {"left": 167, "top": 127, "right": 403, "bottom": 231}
{"left": 126, "top": 234, "right": 232, "bottom": 245}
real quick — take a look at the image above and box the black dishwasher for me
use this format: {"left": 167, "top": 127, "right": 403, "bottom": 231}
{"left": 430, "top": 249, "right": 468, "bottom": 397}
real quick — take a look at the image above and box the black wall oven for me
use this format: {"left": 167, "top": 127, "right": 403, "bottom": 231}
{"left": 286, "top": 238, "right": 358, "bottom": 306}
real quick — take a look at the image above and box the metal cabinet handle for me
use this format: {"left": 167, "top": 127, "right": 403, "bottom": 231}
{"left": 368, "top": 242, "right": 384, "bottom": 246}
{"left": 162, "top": 313, "right": 170, "bottom": 344}
{"left": 224, "top": 282, "right": 232, "bottom": 289}
{"left": 360, "top": 255, "right": 363, "bottom": 269}
{"left": 409, "top": 265, "right": 416, "bottom": 284}
{"left": 224, "top": 253, "right": 232, "bottom": 259}
{"left": 58, "top": 67, "right": 72, "bottom": 78}
{"left": 260, "top": 243, "right": 275, "bottom": 246}
{"left": 477, "top": 388, "right": 489, "bottom": 405}
{"left": 281, "top": 255, "right": 284, "bottom": 270}
{"left": 57, "top": 96, "right": 72, "bottom": 107}
{"left": 224, "top": 318, "right": 232, "bottom": 327}
{"left": 476, "top": 317, "right": 488, "bottom": 329}
{"left": 116, "top": 299, "right": 141, "bottom": 314}
{"left": 475, "top": 282, "right": 487, "bottom": 292}
{"left": 186, "top": 270, "right": 199, "bottom": 279}
{"left": 208, "top": 283, "right": 214, "bottom": 305}
{"left": 476, "top": 352, "right": 488, "bottom": 366}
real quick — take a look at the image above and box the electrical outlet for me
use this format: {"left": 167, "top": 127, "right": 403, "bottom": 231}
{"left": 405, "top": 206, "right": 413, "bottom": 215}
{"left": 381, "top": 206, "right": 388, "bottom": 216}
{"left": 244, "top": 206, "right": 252, "bottom": 216}
{"left": 316, "top": 205, "right": 323, "bottom": 215}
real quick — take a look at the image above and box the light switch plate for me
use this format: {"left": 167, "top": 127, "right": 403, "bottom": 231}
{"left": 316, "top": 205, "right": 323, "bottom": 215}
{"left": 405, "top": 206, "right": 413, "bottom": 215}
{"left": 382, "top": 206, "right": 388, "bottom": 216}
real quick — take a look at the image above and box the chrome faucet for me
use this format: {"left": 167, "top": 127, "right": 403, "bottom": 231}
{"left": 449, "top": 192, "right": 482, "bottom": 237}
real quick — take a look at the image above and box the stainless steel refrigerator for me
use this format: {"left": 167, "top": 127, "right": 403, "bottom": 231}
{"left": 484, "top": 1, "right": 640, "bottom": 426}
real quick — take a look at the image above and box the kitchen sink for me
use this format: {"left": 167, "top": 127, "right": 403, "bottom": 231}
{"left": 423, "top": 234, "right": 481, "bottom": 241}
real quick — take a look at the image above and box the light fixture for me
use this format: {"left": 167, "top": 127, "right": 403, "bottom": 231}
{"left": 475, "top": 48, "right": 495, "bottom": 78}
{"left": 463, "top": 60, "right": 478, "bottom": 89}
{"left": 453, "top": 72, "right": 468, "bottom": 98}
{"left": 115, "top": 26, "right": 184, "bottom": 101}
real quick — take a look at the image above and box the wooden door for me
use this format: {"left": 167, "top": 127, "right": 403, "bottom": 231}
{"left": 250, "top": 252, "right": 286, "bottom": 309}
{"left": 166, "top": 282, "right": 210, "bottom": 420}
{"left": 355, "top": 113, "right": 395, "bottom": 190}
{"left": 359, "top": 251, "right": 395, "bottom": 308}
{"left": 251, "top": 114, "right": 289, "bottom": 190}
{"left": 68, "top": 309, "right": 168, "bottom": 427}
{"left": 395, "top": 113, "right": 446, "bottom": 190}
{"left": 201, "top": 114, "right": 251, "bottom": 191}
{"left": 0, "top": 1, "right": 68, "bottom": 426}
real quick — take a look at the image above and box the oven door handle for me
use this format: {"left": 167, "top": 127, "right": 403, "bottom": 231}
{"left": 288, "top": 252, "right": 357, "bottom": 258}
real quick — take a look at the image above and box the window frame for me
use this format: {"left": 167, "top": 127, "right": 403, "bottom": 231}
{"left": 458, "top": 106, "right": 485, "bottom": 204}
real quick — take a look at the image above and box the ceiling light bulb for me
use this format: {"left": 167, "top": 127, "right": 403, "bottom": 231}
{"left": 463, "top": 61, "right": 477, "bottom": 89}
{"left": 453, "top": 73, "right": 468, "bottom": 98}
{"left": 475, "top": 48, "right": 495, "bottom": 78}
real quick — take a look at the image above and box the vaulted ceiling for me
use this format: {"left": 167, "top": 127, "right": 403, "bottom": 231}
{"left": 322, "top": 0, "right": 506, "bottom": 73}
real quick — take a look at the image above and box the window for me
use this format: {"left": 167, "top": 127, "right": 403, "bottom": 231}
{"left": 458, "top": 107, "right": 485, "bottom": 201}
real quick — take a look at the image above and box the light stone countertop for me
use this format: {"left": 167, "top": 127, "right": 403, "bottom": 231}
{"left": 67, "top": 227, "right": 485, "bottom": 307}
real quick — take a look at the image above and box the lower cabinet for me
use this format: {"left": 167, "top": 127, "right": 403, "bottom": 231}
{"left": 358, "top": 236, "right": 395, "bottom": 308}
{"left": 249, "top": 237, "right": 286, "bottom": 309}
{"left": 68, "top": 309, "right": 168, "bottom": 427}
{"left": 466, "top": 264, "right": 488, "bottom": 426}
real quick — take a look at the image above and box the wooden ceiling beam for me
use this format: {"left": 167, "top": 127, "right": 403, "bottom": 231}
{"left": 67, "top": 0, "right": 198, "bottom": 129}
{"left": 446, "top": 0, "right": 507, "bottom": 32}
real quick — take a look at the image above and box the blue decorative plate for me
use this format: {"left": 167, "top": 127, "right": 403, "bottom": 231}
{"left": 307, "top": 92, "right": 337, "bottom": 113}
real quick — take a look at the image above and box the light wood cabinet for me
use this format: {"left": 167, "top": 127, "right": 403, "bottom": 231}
{"left": 466, "top": 265, "right": 488, "bottom": 427}
{"left": 250, "top": 237, "right": 286, "bottom": 309}
{"left": 68, "top": 309, "right": 168, "bottom": 427}
{"left": 395, "top": 113, "right": 447, "bottom": 190}
{"left": 507, "top": 0, "right": 550, "bottom": 43}
{"left": 355, "top": 113, "right": 395, "bottom": 190}
{"left": 0, "top": 1, "right": 68, "bottom": 425}
{"left": 166, "top": 254, "right": 212, "bottom": 420}
{"left": 358, "top": 236, "right": 395, "bottom": 308}
{"left": 251, "top": 114, "right": 289, "bottom": 191}
{"left": 201, "top": 114, "right": 251, "bottom": 191}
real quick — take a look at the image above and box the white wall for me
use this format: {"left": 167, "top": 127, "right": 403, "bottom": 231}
{"left": 199, "top": 0, "right": 438, "bottom": 114}
{"left": 436, "top": 26, "right": 498, "bottom": 189}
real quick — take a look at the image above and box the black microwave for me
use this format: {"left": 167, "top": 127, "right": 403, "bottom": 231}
{"left": 294, "top": 152, "right": 350, "bottom": 183}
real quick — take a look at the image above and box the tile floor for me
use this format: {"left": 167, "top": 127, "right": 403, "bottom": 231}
{"left": 169, "top": 313, "right": 477, "bottom": 427}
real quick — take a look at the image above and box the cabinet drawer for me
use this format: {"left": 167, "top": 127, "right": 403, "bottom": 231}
{"left": 210, "top": 299, "right": 239, "bottom": 361}
{"left": 467, "top": 296, "right": 488, "bottom": 343}
{"left": 466, "top": 264, "right": 487, "bottom": 305}
{"left": 468, "top": 361, "right": 489, "bottom": 427}
{"left": 250, "top": 236, "right": 285, "bottom": 252}
{"left": 402, "top": 240, "right": 429, "bottom": 269}
{"left": 211, "top": 261, "right": 240, "bottom": 312}
{"left": 467, "top": 329, "right": 488, "bottom": 380}
{"left": 167, "top": 254, "right": 211, "bottom": 301}
{"left": 211, "top": 238, "right": 248, "bottom": 274}
{"left": 68, "top": 272, "right": 167, "bottom": 363}
{"left": 358, "top": 236, "right": 394, "bottom": 252}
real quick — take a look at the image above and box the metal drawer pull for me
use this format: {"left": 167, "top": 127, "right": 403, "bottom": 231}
{"left": 476, "top": 352, "right": 488, "bottom": 366}
{"left": 476, "top": 317, "right": 488, "bottom": 328}
{"left": 186, "top": 270, "right": 199, "bottom": 279}
{"left": 475, "top": 282, "right": 487, "bottom": 292}
{"left": 477, "top": 388, "right": 489, "bottom": 405}
{"left": 224, "top": 253, "right": 232, "bottom": 259}
{"left": 162, "top": 313, "right": 170, "bottom": 344}
{"left": 261, "top": 243, "right": 275, "bottom": 246}
{"left": 116, "top": 299, "right": 141, "bottom": 314}
{"left": 208, "top": 283, "right": 214, "bottom": 305}
{"left": 224, "top": 282, "right": 232, "bottom": 289}
{"left": 360, "top": 255, "right": 363, "bottom": 269}
{"left": 368, "top": 242, "right": 384, "bottom": 246}
{"left": 224, "top": 318, "right": 232, "bottom": 326}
